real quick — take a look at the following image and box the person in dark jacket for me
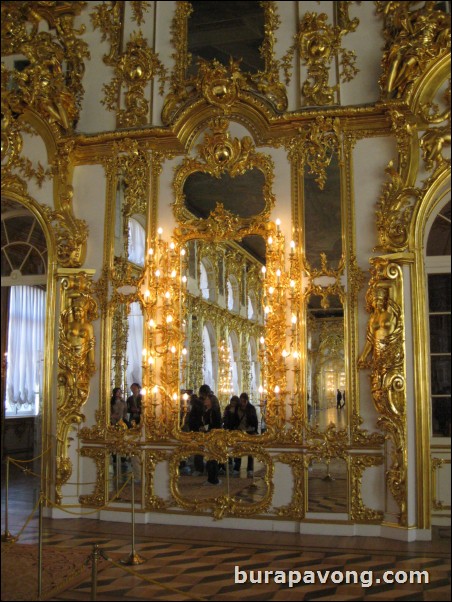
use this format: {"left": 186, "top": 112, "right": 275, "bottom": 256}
{"left": 233, "top": 392, "right": 258, "bottom": 478}
{"left": 200, "top": 392, "right": 222, "bottom": 485}
{"left": 187, "top": 394, "right": 205, "bottom": 475}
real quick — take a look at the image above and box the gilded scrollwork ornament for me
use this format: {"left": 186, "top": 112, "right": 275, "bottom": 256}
{"left": 376, "top": 1, "right": 451, "bottom": 100}
{"left": 102, "top": 30, "right": 168, "bottom": 128}
{"left": 173, "top": 119, "right": 275, "bottom": 241}
{"left": 274, "top": 453, "right": 305, "bottom": 519}
{"left": 358, "top": 259, "right": 407, "bottom": 525}
{"left": 144, "top": 450, "right": 169, "bottom": 510}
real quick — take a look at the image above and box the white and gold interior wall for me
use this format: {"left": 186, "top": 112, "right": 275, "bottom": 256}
{"left": 1, "top": 1, "right": 450, "bottom": 539}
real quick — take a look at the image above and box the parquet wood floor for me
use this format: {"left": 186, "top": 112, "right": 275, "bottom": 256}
{"left": 2, "top": 463, "right": 450, "bottom": 601}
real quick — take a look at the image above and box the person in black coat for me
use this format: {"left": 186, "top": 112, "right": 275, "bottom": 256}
{"left": 200, "top": 393, "right": 222, "bottom": 485}
{"left": 233, "top": 392, "right": 258, "bottom": 477}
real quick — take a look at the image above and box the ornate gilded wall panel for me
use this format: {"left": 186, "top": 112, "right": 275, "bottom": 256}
{"left": 349, "top": 455, "right": 384, "bottom": 522}
{"left": 79, "top": 447, "right": 107, "bottom": 507}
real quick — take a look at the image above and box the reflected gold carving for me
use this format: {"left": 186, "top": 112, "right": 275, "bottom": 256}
{"left": 358, "top": 259, "right": 407, "bottom": 525}
{"left": 130, "top": 1, "right": 151, "bottom": 25}
{"left": 349, "top": 455, "right": 384, "bottom": 522}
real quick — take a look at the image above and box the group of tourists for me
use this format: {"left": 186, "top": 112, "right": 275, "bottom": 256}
{"left": 181, "top": 384, "right": 259, "bottom": 486}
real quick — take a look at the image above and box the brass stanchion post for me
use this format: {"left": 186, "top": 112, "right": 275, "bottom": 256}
{"left": 1, "top": 457, "right": 17, "bottom": 542}
{"left": 91, "top": 544, "right": 100, "bottom": 601}
{"left": 38, "top": 493, "right": 43, "bottom": 598}
{"left": 121, "top": 472, "right": 145, "bottom": 565}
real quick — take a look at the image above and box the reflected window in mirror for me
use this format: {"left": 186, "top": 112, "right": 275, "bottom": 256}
{"left": 127, "top": 218, "right": 145, "bottom": 266}
{"left": 187, "top": 1, "right": 265, "bottom": 77}
{"left": 126, "top": 302, "right": 144, "bottom": 389}
{"left": 202, "top": 323, "right": 217, "bottom": 392}
{"left": 227, "top": 276, "right": 239, "bottom": 312}
{"left": 228, "top": 332, "right": 240, "bottom": 395}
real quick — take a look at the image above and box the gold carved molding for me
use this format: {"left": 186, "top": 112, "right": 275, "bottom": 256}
{"left": 79, "top": 447, "right": 107, "bottom": 507}
{"left": 169, "top": 443, "right": 274, "bottom": 519}
{"left": 431, "top": 458, "right": 451, "bottom": 512}
{"left": 90, "top": 1, "right": 124, "bottom": 66}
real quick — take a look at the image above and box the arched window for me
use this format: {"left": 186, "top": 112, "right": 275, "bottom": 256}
{"left": 2, "top": 201, "right": 47, "bottom": 417}
{"left": 425, "top": 200, "right": 451, "bottom": 438}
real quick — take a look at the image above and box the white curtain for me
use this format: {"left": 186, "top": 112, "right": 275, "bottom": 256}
{"left": 6, "top": 286, "right": 46, "bottom": 416}
{"left": 126, "top": 302, "right": 143, "bottom": 388}
{"left": 128, "top": 218, "right": 145, "bottom": 266}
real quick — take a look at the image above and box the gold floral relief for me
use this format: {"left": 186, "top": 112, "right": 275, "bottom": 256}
{"left": 56, "top": 271, "right": 98, "bottom": 503}
{"left": 144, "top": 450, "right": 169, "bottom": 511}
{"left": 90, "top": 1, "right": 124, "bottom": 65}
{"left": 358, "top": 259, "right": 407, "bottom": 525}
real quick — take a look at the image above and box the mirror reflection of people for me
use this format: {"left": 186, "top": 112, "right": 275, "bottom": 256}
{"left": 110, "top": 387, "right": 128, "bottom": 426}
{"left": 233, "top": 392, "right": 258, "bottom": 478}
{"left": 336, "top": 389, "right": 342, "bottom": 410}
{"left": 186, "top": 394, "right": 205, "bottom": 476}
{"left": 219, "top": 395, "right": 240, "bottom": 475}
{"left": 307, "top": 393, "right": 312, "bottom": 421}
{"left": 126, "top": 383, "right": 142, "bottom": 425}
{"left": 200, "top": 389, "right": 222, "bottom": 485}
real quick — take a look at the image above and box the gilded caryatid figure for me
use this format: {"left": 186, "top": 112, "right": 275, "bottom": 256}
{"left": 359, "top": 263, "right": 407, "bottom": 525}
{"left": 56, "top": 282, "right": 98, "bottom": 502}
{"left": 378, "top": 1, "right": 451, "bottom": 99}
{"left": 358, "top": 284, "right": 403, "bottom": 414}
